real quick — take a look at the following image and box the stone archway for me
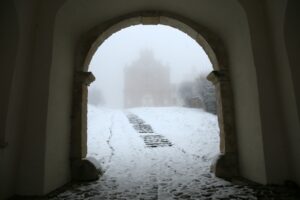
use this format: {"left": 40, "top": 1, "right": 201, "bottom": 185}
{"left": 71, "top": 11, "right": 238, "bottom": 180}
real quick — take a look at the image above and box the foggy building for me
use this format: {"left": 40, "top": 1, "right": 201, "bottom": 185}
{"left": 124, "top": 50, "right": 177, "bottom": 107}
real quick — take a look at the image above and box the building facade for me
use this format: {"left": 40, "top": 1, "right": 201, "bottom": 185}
{"left": 124, "top": 50, "right": 177, "bottom": 108}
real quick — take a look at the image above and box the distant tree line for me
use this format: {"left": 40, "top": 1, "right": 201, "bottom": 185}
{"left": 178, "top": 74, "right": 217, "bottom": 114}
{"left": 88, "top": 73, "right": 217, "bottom": 115}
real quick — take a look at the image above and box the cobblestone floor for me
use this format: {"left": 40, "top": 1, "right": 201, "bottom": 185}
{"left": 47, "top": 177, "right": 300, "bottom": 200}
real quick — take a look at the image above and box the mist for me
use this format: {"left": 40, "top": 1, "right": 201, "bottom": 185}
{"left": 88, "top": 25, "right": 213, "bottom": 109}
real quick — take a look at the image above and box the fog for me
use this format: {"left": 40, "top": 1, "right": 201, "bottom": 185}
{"left": 88, "top": 25, "right": 213, "bottom": 108}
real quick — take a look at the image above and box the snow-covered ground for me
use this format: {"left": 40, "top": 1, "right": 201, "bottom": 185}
{"left": 88, "top": 106, "right": 220, "bottom": 173}
{"left": 52, "top": 105, "right": 257, "bottom": 199}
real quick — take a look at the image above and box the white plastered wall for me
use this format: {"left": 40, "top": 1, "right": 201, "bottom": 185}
{"left": 264, "top": 0, "right": 300, "bottom": 185}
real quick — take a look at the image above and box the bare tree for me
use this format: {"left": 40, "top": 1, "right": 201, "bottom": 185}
{"left": 197, "top": 74, "right": 217, "bottom": 114}
{"left": 89, "top": 87, "right": 105, "bottom": 106}
{"left": 177, "top": 74, "right": 216, "bottom": 114}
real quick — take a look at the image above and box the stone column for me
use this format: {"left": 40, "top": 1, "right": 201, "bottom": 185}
{"left": 207, "top": 70, "right": 238, "bottom": 179}
{"left": 71, "top": 71, "right": 95, "bottom": 160}
{"left": 71, "top": 71, "right": 102, "bottom": 181}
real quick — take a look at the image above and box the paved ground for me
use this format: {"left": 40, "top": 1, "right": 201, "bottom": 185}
{"left": 47, "top": 181, "right": 300, "bottom": 200}
{"left": 126, "top": 112, "right": 173, "bottom": 148}
{"left": 47, "top": 107, "right": 299, "bottom": 200}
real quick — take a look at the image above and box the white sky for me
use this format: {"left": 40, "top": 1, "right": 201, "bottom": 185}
{"left": 89, "top": 25, "right": 213, "bottom": 108}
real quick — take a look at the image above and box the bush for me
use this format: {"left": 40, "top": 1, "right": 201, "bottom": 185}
{"left": 177, "top": 74, "right": 217, "bottom": 114}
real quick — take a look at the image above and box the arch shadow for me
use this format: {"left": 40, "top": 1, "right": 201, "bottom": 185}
{"left": 284, "top": 0, "right": 300, "bottom": 118}
{"left": 0, "top": 0, "right": 19, "bottom": 149}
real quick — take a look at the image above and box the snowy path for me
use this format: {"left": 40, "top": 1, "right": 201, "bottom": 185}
{"left": 51, "top": 106, "right": 258, "bottom": 200}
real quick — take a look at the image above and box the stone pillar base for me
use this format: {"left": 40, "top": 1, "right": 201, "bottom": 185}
{"left": 211, "top": 153, "right": 238, "bottom": 180}
{"left": 71, "top": 157, "right": 103, "bottom": 181}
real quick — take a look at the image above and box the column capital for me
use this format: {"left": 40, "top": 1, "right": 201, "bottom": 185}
{"left": 75, "top": 71, "right": 95, "bottom": 86}
{"left": 207, "top": 70, "right": 230, "bottom": 84}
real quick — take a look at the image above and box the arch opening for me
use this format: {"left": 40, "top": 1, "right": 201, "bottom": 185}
{"left": 87, "top": 25, "right": 219, "bottom": 187}
{"left": 70, "top": 13, "right": 238, "bottom": 183}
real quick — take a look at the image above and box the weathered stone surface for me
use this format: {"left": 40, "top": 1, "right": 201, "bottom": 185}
{"left": 71, "top": 72, "right": 96, "bottom": 161}
{"left": 141, "top": 16, "right": 160, "bottom": 25}
{"left": 211, "top": 153, "right": 238, "bottom": 179}
{"left": 71, "top": 72, "right": 97, "bottom": 181}
{"left": 71, "top": 157, "right": 103, "bottom": 182}
{"left": 208, "top": 70, "right": 238, "bottom": 179}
